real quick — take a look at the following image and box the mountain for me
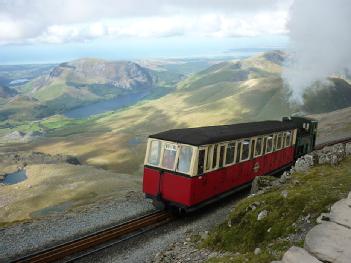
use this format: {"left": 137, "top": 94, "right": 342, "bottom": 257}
{"left": 22, "top": 58, "right": 154, "bottom": 102}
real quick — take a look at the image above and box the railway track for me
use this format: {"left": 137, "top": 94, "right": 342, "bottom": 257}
{"left": 315, "top": 136, "right": 351, "bottom": 150}
{"left": 12, "top": 210, "right": 173, "bottom": 263}
{"left": 11, "top": 136, "right": 351, "bottom": 263}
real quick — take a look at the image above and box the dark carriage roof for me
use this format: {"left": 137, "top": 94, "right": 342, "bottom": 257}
{"left": 149, "top": 120, "right": 298, "bottom": 146}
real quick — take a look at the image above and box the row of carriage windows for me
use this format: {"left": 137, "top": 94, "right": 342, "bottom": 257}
{"left": 198, "top": 131, "right": 293, "bottom": 175}
{"left": 147, "top": 130, "right": 293, "bottom": 176}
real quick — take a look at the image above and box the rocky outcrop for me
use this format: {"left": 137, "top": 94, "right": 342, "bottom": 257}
{"left": 275, "top": 190, "right": 351, "bottom": 263}
{"left": 3, "top": 130, "right": 45, "bottom": 142}
{"left": 279, "top": 246, "right": 321, "bottom": 263}
{"left": 305, "top": 222, "right": 351, "bottom": 263}
{"left": 293, "top": 142, "right": 351, "bottom": 173}
{"left": 0, "top": 151, "right": 80, "bottom": 177}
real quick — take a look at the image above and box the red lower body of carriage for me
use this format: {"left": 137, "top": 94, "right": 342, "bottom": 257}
{"left": 143, "top": 147, "right": 295, "bottom": 210}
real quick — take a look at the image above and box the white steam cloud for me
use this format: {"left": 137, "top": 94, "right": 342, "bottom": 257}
{"left": 283, "top": 0, "right": 351, "bottom": 103}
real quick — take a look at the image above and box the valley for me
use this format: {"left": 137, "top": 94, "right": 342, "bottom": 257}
{"left": 1, "top": 51, "right": 351, "bottom": 226}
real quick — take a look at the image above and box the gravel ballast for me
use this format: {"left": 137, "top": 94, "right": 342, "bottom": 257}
{"left": 0, "top": 191, "right": 153, "bottom": 261}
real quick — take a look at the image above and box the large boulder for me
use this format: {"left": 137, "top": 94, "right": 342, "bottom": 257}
{"left": 305, "top": 222, "right": 351, "bottom": 263}
{"left": 329, "top": 198, "right": 351, "bottom": 228}
{"left": 280, "top": 246, "right": 321, "bottom": 263}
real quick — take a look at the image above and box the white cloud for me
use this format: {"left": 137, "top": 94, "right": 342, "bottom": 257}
{"left": 0, "top": 0, "right": 292, "bottom": 44}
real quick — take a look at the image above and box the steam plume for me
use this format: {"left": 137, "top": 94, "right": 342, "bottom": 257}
{"left": 283, "top": 0, "right": 351, "bottom": 103}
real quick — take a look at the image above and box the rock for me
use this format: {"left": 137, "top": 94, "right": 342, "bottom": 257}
{"left": 329, "top": 198, "right": 351, "bottom": 228}
{"left": 316, "top": 143, "right": 346, "bottom": 165}
{"left": 257, "top": 210, "right": 268, "bottom": 221}
{"left": 279, "top": 171, "right": 291, "bottom": 183}
{"left": 294, "top": 155, "right": 314, "bottom": 173}
{"left": 281, "top": 246, "right": 321, "bottom": 263}
{"left": 4, "top": 131, "right": 26, "bottom": 141}
{"left": 305, "top": 222, "right": 351, "bottom": 263}
{"left": 281, "top": 190, "right": 288, "bottom": 198}
{"left": 246, "top": 201, "right": 261, "bottom": 211}
{"left": 345, "top": 143, "right": 351, "bottom": 156}
{"left": 348, "top": 192, "right": 351, "bottom": 199}
{"left": 250, "top": 176, "right": 278, "bottom": 194}
{"left": 316, "top": 213, "right": 330, "bottom": 224}
{"left": 200, "top": 231, "right": 209, "bottom": 240}
{"left": 254, "top": 247, "right": 261, "bottom": 255}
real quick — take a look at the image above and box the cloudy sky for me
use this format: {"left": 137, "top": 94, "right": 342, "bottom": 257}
{"left": 0, "top": 0, "right": 293, "bottom": 63}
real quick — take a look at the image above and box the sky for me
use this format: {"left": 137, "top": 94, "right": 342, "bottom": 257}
{"left": 0, "top": 0, "right": 293, "bottom": 64}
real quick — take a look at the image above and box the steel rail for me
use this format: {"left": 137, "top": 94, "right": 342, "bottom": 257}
{"left": 12, "top": 210, "right": 173, "bottom": 263}
{"left": 315, "top": 136, "right": 351, "bottom": 150}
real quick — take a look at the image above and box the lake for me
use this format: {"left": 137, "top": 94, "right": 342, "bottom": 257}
{"left": 64, "top": 90, "right": 150, "bottom": 119}
{"left": 2, "top": 170, "right": 27, "bottom": 185}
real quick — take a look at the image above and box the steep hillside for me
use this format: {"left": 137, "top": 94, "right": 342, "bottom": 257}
{"left": 309, "top": 106, "right": 351, "bottom": 144}
{"left": 0, "top": 85, "right": 17, "bottom": 98}
{"left": 303, "top": 77, "right": 351, "bottom": 113}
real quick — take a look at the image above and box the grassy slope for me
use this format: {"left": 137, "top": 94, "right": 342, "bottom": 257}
{"left": 203, "top": 157, "right": 351, "bottom": 263}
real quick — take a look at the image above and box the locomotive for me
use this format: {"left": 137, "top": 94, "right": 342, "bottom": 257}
{"left": 143, "top": 116, "right": 318, "bottom": 211}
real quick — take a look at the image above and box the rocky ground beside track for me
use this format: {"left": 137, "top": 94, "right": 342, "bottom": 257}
{"left": 0, "top": 191, "right": 153, "bottom": 262}
{"left": 0, "top": 151, "right": 80, "bottom": 178}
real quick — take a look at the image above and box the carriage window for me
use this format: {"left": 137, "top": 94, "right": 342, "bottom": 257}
{"left": 225, "top": 142, "right": 236, "bottom": 165}
{"left": 197, "top": 149, "right": 205, "bottom": 175}
{"left": 219, "top": 145, "right": 225, "bottom": 168}
{"left": 177, "top": 145, "right": 193, "bottom": 174}
{"left": 262, "top": 137, "right": 267, "bottom": 155}
{"left": 276, "top": 133, "right": 283, "bottom": 150}
{"left": 273, "top": 134, "right": 277, "bottom": 151}
{"left": 236, "top": 142, "right": 242, "bottom": 163}
{"left": 212, "top": 144, "right": 218, "bottom": 169}
{"left": 285, "top": 131, "right": 292, "bottom": 147}
{"left": 148, "top": 140, "right": 161, "bottom": 165}
{"left": 254, "top": 137, "right": 263, "bottom": 157}
{"left": 161, "top": 143, "right": 177, "bottom": 170}
{"left": 241, "top": 140, "right": 250, "bottom": 161}
{"left": 266, "top": 135, "right": 273, "bottom": 153}
{"left": 206, "top": 145, "right": 213, "bottom": 170}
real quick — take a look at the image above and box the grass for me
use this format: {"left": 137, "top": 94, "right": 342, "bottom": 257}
{"left": 0, "top": 163, "right": 141, "bottom": 225}
{"left": 202, "top": 157, "right": 351, "bottom": 263}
